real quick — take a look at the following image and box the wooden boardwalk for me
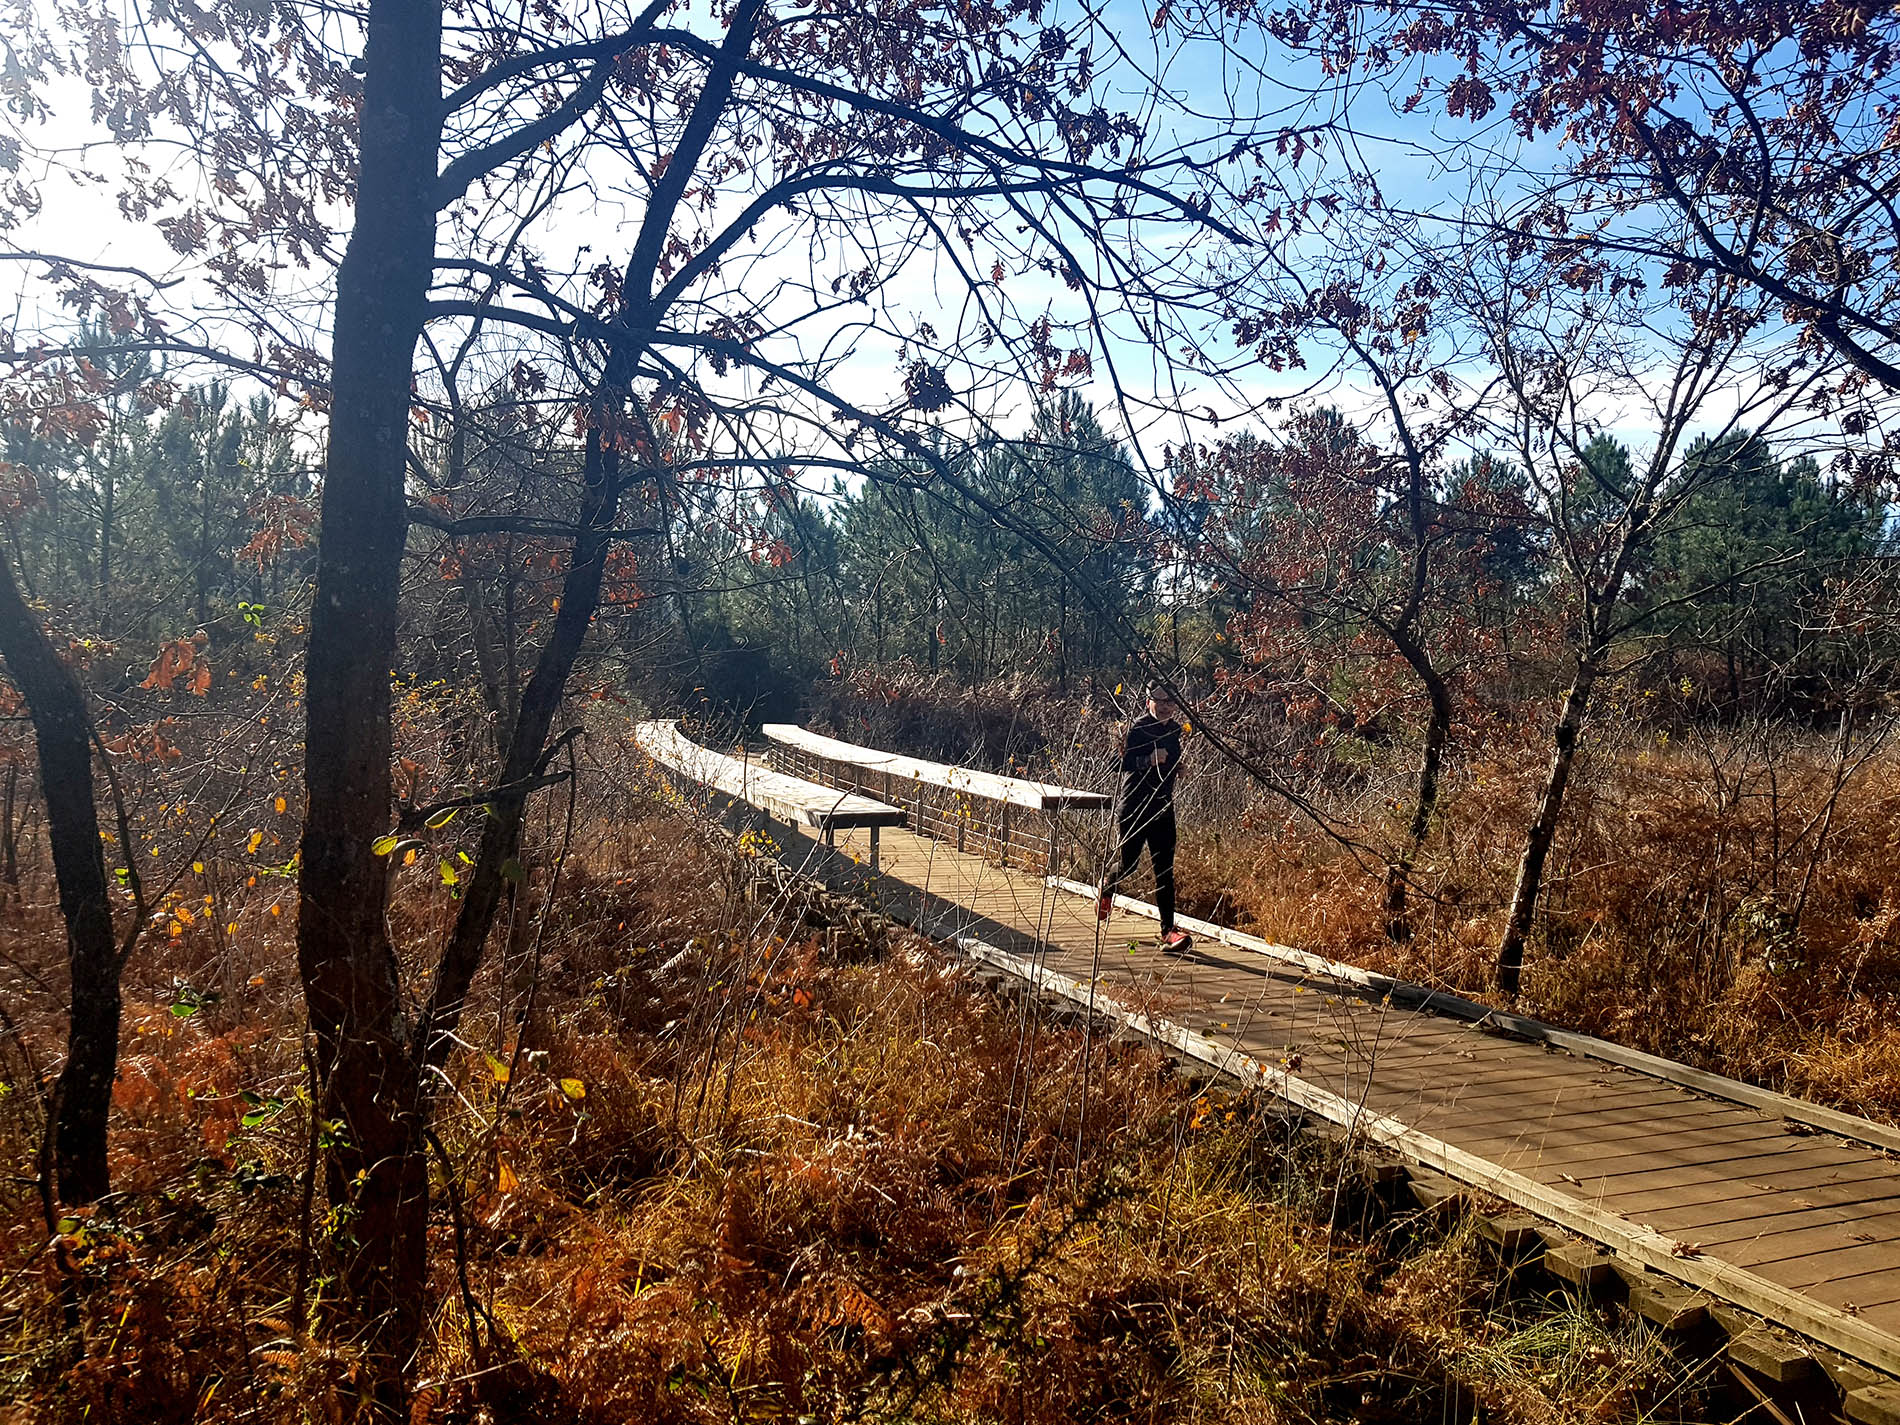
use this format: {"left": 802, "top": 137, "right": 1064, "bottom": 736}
{"left": 759, "top": 817, "right": 1900, "bottom": 1380}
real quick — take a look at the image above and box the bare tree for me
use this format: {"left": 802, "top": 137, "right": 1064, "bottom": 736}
{"left": 1438, "top": 227, "right": 1847, "bottom": 995}
{"left": 0, "top": 0, "right": 1310, "bottom": 1404}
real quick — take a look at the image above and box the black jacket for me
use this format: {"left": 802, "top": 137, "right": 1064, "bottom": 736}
{"left": 1119, "top": 714, "right": 1181, "bottom": 810}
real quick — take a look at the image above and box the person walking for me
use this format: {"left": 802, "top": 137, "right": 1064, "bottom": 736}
{"left": 1098, "top": 683, "right": 1192, "bottom": 951}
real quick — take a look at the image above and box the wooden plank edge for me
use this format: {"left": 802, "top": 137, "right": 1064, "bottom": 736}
{"left": 1045, "top": 874, "right": 1900, "bottom": 1157}
{"left": 762, "top": 722, "right": 1109, "bottom": 811}
{"left": 952, "top": 926, "right": 1900, "bottom": 1379}
{"left": 635, "top": 722, "right": 909, "bottom": 831}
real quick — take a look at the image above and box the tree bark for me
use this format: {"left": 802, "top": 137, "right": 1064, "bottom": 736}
{"left": 1495, "top": 657, "right": 1601, "bottom": 997}
{"left": 416, "top": 0, "right": 763, "bottom": 1067}
{"left": 1383, "top": 640, "right": 1451, "bottom": 924}
{"left": 97, "top": 437, "right": 115, "bottom": 637}
{"left": 293, "top": 0, "right": 442, "bottom": 1403}
{"left": 0, "top": 555, "right": 118, "bottom": 1204}
{"left": 417, "top": 425, "right": 622, "bottom": 1068}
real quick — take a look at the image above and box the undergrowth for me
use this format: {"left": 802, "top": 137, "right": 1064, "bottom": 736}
{"left": 0, "top": 793, "right": 1709, "bottom": 1423}
{"left": 812, "top": 666, "right": 1900, "bottom": 1120}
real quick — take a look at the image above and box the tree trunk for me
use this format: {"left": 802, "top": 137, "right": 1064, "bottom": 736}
{"left": 98, "top": 442, "right": 115, "bottom": 637}
{"left": 416, "top": 0, "right": 763, "bottom": 1061}
{"left": 196, "top": 461, "right": 212, "bottom": 628}
{"left": 1384, "top": 649, "right": 1451, "bottom": 926}
{"left": 293, "top": 0, "right": 442, "bottom": 1404}
{"left": 1495, "top": 657, "right": 1601, "bottom": 996}
{"left": 2, "top": 761, "right": 20, "bottom": 890}
{"left": 0, "top": 555, "right": 118, "bottom": 1204}
{"left": 417, "top": 425, "right": 622, "bottom": 1069}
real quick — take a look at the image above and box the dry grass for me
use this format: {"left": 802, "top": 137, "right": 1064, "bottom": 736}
{"left": 1168, "top": 714, "right": 1900, "bottom": 1120}
{"left": 808, "top": 669, "right": 1900, "bottom": 1116}
{"left": 0, "top": 786, "right": 1708, "bottom": 1423}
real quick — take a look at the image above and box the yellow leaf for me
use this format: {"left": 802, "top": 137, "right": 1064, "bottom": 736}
{"left": 269, "top": 904, "right": 281, "bottom": 917}
{"left": 403, "top": 848, "right": 418, "bottom": 866}
{"left": 274, "top": 796, "right": 287, "bottom": 814}
{"left": 439, "top": 859, "right": 459, "bottom": 886}
{"left": 192, "top": 861, "right": 204, "bottom": 874}
{"left": 485, "top": 1054, "right": 510, "bottom": 1084}
{"left": 247, "top": 830, "right": 264, "bottom": 854}
{"left": 497, "top": 1159, "right": 518, "bottom": 1193}
{"left": 559, "top": 1078, "right": 586, "bottom": 1102}
{"left": 174, "top": 904, "right": 194, "bottom": 926}
{"left": 228, "top": 923, "right": 239, "bottom": 935}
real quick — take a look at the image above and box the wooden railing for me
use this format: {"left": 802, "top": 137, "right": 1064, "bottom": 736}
{"left": 760, "top": 723, "right": 1111, "bottom": 877}
{"left": 634, "top": 721, "right": 906, "bottom": 868}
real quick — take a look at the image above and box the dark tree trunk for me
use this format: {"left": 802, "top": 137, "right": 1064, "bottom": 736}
{"left": 417, "top": 426, "right": 622, "bottom": 1067}
{"left": 0, "top": 555, "right": 118, "bottom": 1204}
{"left": 1494, "top": 486, "right": 1655, "bottom": 998}
{"left": 98, "top": 442, "right": 115, "bottom": 637}
{"left": 196, "top": 466, "right": 212, "bottom": 628}
{"left": 1496, "top": 656, "right": 1601, "bottom": 997}
{"left": 1383, "top": 642, "right": 1451, "bottom": 926}
{"left": 2, "top": 761, "right": 21, "bottom": 890}
{"left": 293, "top": 0, "right": 443, "bottom": 1404}
{"left": 415, "top": 0, "right": 762, "bottom": 1066}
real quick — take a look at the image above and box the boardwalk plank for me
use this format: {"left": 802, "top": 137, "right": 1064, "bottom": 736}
{"left": 760, "top": 817, "right": 1900, "bottom": 1375}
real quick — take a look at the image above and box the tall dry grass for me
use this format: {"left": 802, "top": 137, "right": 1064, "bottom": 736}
{"left": 1174, "top": 714, "right": 1900, "bottom": 1118}
{"left": 808, "top": 667, "right": 1900, "bottom": 1116}
{"left": 0, "top": 771, "right": 1708, "bottom": 1423}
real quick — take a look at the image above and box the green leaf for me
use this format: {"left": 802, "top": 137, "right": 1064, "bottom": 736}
{"left": 499, "top": 857, "right": 526, "bottom": 884}
{"left": 424, "top": 806, "right": 458, "bottom": 829}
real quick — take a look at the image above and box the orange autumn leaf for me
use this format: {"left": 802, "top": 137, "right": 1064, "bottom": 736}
{"left": 141, "top": 636, "right": 211, "bottom": 696}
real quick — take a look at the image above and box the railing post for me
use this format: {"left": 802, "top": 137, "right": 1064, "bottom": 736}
{"left": 999, "top": 803, "right": 1010, "bottom": 866}
{"left": 1046, "top": 813, "right": 1060, "bottom": 878}
{"left": 869, "top": 826, "right": 880, "bottom": 873}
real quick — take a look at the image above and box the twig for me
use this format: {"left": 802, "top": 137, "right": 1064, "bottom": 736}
{"left": 290, "top": 1034, "right": 320, "bottom": 1339}
{"left": 421, "top": 1123, "right": 489, "bottom": 1372}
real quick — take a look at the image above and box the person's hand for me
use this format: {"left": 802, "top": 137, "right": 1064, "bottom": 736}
{"left": 1150, "top": 747, "right": 1169, "bottom": 768}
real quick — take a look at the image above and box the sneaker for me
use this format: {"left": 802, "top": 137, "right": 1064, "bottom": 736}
{"left": 1160, "top": 929, "right": 1193, "bottom": 953}
{"left": 1095, "top": 889, "right": 1113, "bottom": 922}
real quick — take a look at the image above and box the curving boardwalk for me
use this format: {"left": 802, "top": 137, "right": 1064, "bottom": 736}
{"left": 755, "top": 814, "right": 1900, "bottom": 1383}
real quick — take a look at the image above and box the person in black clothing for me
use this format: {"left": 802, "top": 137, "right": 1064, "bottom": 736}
{"left": 1097, "top": 683, "right": 1192, "bottom": 951}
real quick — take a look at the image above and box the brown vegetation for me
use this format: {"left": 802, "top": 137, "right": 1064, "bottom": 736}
{"left": 2, "top": 789, "right": 1706, "bottom": 1423}
{"left": 813, "top": 668, "right": 1900, "bottom": 1120}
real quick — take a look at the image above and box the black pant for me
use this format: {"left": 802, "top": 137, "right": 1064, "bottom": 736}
{"left": 1107, "top": 798, "right": 1176, "bottom": 933}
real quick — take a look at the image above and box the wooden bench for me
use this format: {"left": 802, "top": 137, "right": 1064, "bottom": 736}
{"left": 760, "top": 723, "right": 1109, "bottom": 873}
{"left": 633, "top": 721, "right": 906, "bottom": 869}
